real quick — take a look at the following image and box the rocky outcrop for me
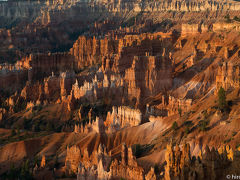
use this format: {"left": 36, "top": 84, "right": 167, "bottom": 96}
{"left": 71, "top": 32, "right": 173, "bottom": 72}
{"left": 164, "top": 143, "right": 192, "bottom": 180}
{"left": 216, "top": 62, "right": 240, "bottom": 91}
{"left": 74, "top": 116, "right": 105, "bottom": 134}
{"left": 21, "top": 81, "right": 44, "bottom": 103}
{"left": 44, "top": 73, "right": 61, "bottom": 101}
{"left": 75, "top": 105, "right": 142, "bottom": 134}
{"left": 166, "top": 96, "right": 192, "bottom": 116}
{"left": 76, "top": 144, "right": 112, "bottom": 180}
{"left": 59, "top": 71, "right": 76, "bottom": 100}
{"left": 71, "top": 71, "right": 125, "bottom": 103}
{"left": 181, "top": 23, "right": 200, "bottom": 35}
{"left": 71, "top": 73, "right": 103, "bottom": 102}
{"left": 105, "top": 106, "right": 142, "bottom": 132}
{"left": 213, "top": 22, "right": 240, "bottom": 32}
{"left": 181, "top": 23, "right": 210, "bottom": 35}
{"left": 76, "top": 144, "right": 145, "bottom": 180}
{"left": 70, "top": 36, "right": 99, "bottom": 69}
{"left": 4, "top": 92, "right": 28, "bottom": 114}
{"left": 92, "top": 117, "right": 105, "bottom": 134}
{"left": 65, "top": 143, "right": 111, "bottom": 177}
{"left": 66, "top": 143, "right": 157, "bottom": 180}
{"left": 125, "top": 55, "right": 173, "bottom": 105}
{"left": 65, "top": 145, "right": 82, "bottom": 173}
{"left": 182, "top": 22, "right": 240, "bottom": 34}
{"left": 164, "top": 142, "right": 240, "bottom": 180}
{"left": 20, "top": 70, "right": 75, "bottom": 104}
{"left": 40, "top": 155, "right": 46, "bottom": 168}
{"left": 218, "top": 145, "right": 234, "bottom": 161}
{"left": 0, "top": 108, "right": 6, "bottom": 121}
{"left": 10, "top": 32, "right": 174, "bottom": 109}
{"left": 148, "top": 95, "right": 192, "bottom": 117}
{"left": 109, "top": 144, "right": 145, "bottom": 180}
{"left": 70, "top": 35, "right": 122, "bottom": 69}
{"left": 145, "top": 167, "right": 157, "bottom": 180}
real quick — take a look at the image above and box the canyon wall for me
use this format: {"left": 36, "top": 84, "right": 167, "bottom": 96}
{"left": 90, "top": 0, "right": 240, "bottom": 12}
{"left": 182, "top": 22, "right": 240, "bottom": 35}
{"left": 1, "top": 0, "right": 240, "bottom": 24}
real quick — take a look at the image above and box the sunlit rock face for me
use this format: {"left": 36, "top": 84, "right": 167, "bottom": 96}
{"left": 71, "top": 144, "right": 151, "bottom": 180}
{"left": 104, "top": 106, "right": 142, "bottom": 131}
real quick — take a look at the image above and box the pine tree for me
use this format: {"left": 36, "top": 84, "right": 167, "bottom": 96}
{"left": 218, "top": 87, "right": 228, "bottom": 112}
{"left": 172, "top": 121, "right": 178, "bottom": 130}
{"left": 178, "top": 107, "right": 182, "bottom": 117}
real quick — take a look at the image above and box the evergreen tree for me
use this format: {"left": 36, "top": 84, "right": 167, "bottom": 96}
{"left": 20, "top": 159, "right": 32, "bottom": 180}
{"left": 11, "top": 128, "right": 16, "bottom": 137}
{"left": 218, "top": 87, "right": 228, "bottom": 112}
{"left": 178, "top": 107, "right": 182, "bottom": 117}
{"left": 172, "top": 121, "right": 178, "bottom": 130}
